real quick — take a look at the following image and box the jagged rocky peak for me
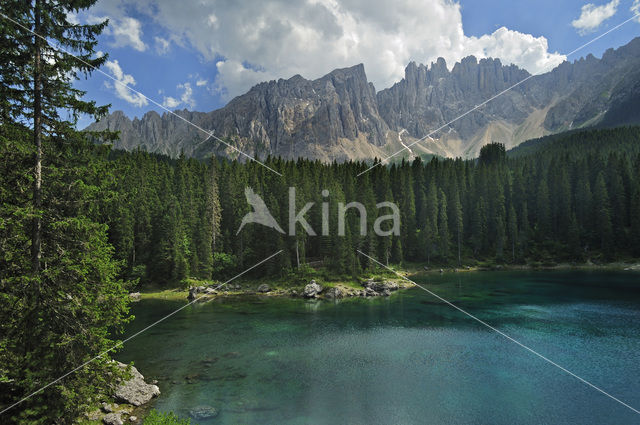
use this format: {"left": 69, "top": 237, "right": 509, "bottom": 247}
{"left": 326, "top": 62, "right": 366, "bottom": 78}
{"left": 87, "top": 36, "right": 640, "bottom": 161}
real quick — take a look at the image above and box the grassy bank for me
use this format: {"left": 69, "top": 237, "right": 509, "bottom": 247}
{"left": 135, "top": 260, "right": 640, "bottom": 301}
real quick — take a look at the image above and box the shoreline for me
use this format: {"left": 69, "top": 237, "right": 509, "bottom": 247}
{"left": 136, "top": 261, "right": 640, "bottom": 302}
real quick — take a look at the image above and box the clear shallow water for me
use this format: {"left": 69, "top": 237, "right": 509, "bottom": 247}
{"left": 118, "top": 271, "right": 640, "bottom": 424}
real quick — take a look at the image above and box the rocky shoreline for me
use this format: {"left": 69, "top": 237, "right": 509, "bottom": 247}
{"left": 85, "top": 362, "right": 160, "bottom": 425}
{"left": 187, "top": 278, "right": 413, "bottom": 302}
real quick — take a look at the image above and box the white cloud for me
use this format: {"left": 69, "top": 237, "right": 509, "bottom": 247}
{"left": 214, "top": 60, "right": 276, "bottom": 100}
{"left": 104, "top": 60, "right": 148, "bottom": 107}
{"left": 178, "top": 83, "right": 196, "bottom": 109}
{"left": 572, "top": 0, "right": 620, "bottom": 35}
{"left": 162, "top": 82, "right": 196, "bottom": 109}
{"left": 88, "top": 12, "right": 147, "bottom": 51}
{"left": 465, "top": 27, "right": 565, "bottom": 75}
{"left": 632, "top": 0, "right": 640, "bottom": 22}
{"left": 112, "top": 16, "right": 147, "bottom": 51}
{"left": 94, "top": 0, "right": 567, "bottom": 100}
{"left": 162, "top": 96, "right": 180, "bottom": 108}
{"left": 154, "top": 36, "right": 170, "bottom": 55}
{"left": 196, "top": 79, "right": 208, "bottom": 87}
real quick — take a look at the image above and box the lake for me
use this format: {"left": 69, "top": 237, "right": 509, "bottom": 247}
{"left": 118, "top": 271, "right": 640, "bottom": 424}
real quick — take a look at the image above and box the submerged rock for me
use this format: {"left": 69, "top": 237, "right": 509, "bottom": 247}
{"left": 113, "top": 362, "right": 160, "bottom": 406}
{"left": 189, "top": 405, "right": 219, "bottom": 420}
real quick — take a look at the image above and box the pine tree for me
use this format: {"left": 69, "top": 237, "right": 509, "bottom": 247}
{"left": 450, "top": 189, "right": 463, "bottom": 266}
{"left": 507, "top": 204, "right": 518, "bottom": 262}
{"left": 437, "top": 189, "right": 450, "bottom": 259}
{"left": 424, "top": 180, "right": 439, "bottom": 264}
{"left": 535, "top": 176, "right": 551, "bottom": 238}
{"left": 593, "top": 172, "right": 613, "bottom": 253}
{"left": 0, "top": 2, "right": 130, "bottom": 423}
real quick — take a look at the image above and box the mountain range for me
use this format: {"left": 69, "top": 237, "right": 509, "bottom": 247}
{"left": 87, "top": 37, "right": 640, "bottom": 161}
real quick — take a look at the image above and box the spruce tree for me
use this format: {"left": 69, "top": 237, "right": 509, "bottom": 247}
{"left": 593, "top": 172, "right": 613, "bottom": 253}
{"left": 0, "top": 3, "right": 130, "bottom": 422}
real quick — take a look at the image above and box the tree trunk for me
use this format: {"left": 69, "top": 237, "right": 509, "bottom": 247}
{"left": 31, "top": 0, "right": 42, "bottom": 273}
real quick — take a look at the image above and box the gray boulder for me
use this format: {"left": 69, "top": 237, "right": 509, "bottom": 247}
{"left": 113, "top": 362, "right": 160, "bottom": 406}
{"left": 324, "top": 287, "right": 343, "bottom": 299}
{"left": 257, "top": 283, "right": 271, "bottom": 293}
{"left": 103, "top": 413, "right": 123, "bottom": 425}
{"left": 365, "top": 287, "right": 378, "bottom": 297}
{"left": 303, "top": 281, "right": 323, "bottom": 298}
{"left": 189, "top": 405, "right": 219, "bottom": 420}
{"left": 363, "top": 280, "right": 398, "bottom": 293}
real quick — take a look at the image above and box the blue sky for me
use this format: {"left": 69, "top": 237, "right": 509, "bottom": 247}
{"left": 73, "top": 0, "right": 640, "bottom": 128}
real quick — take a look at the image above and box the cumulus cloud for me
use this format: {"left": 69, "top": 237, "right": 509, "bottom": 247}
{"left": 162, "top": 96, "right": 180, "bottom": 108}
{"left": 572, "top": 0, "right": 620, "bottom": 35}
{"left": 104, "top": 60, "right": 148, "bottom": 107}
{"left": 112, "top": 16, "right": 147, "bottom": 51}
{"left": 214, "top": 60, "right": 276, "bottom": 100}
{"left": 465, "top": 27, "right": 565, "bottom": 74}
{"left": 93, "top": 0, "right": 566, "bottom": 100}
{"left": 87, "top": 12, "right": 147, "bottom": 51}
{"left": 162, "top": 82, "right": 196, "bottom": 109}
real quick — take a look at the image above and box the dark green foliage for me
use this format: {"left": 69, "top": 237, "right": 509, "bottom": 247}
{"left": 99, "top": 127, "right": 640, "bottom": 283}
{"left": 0, "top": 1, "right": 130, "bottom": 423}
{"left": 478, "top": 142, "right": 506, "bottom": 166}
{"left": 0, "top": 127, "right": 131, "bottom": 424}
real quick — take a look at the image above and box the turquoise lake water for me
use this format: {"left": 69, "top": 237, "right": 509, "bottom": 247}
{"left": 118, "top": 271, "right": 640, "bottom": 424}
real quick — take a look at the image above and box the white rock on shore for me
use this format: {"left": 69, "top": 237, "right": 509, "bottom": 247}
{"left": 114, "top": 362, "right": 160, "bottom": 406}
{"left": 303, "top": 280, "right": 323, "bottom": 298}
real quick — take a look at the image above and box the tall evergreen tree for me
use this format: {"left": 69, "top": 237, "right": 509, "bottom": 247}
{"left": 0, "top": 2, "right": 130, "bottom": 423}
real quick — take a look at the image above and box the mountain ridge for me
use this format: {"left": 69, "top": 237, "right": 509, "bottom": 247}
{"left": 87, "top": 37, "right": 640, "bottom": 161}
